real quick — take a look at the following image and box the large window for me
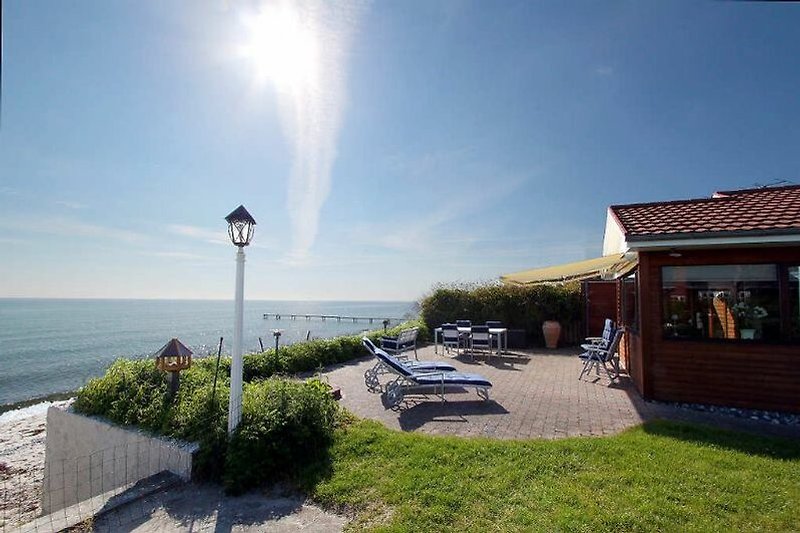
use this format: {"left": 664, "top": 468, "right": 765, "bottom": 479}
{"left": 662, "top": 264, "right": 780, "bottom": 341}
{"left": 791, "top": 266, "right": 800, "bottom": 339}
{"left": 621, "top": 273, "right": 639, "bottom": 331}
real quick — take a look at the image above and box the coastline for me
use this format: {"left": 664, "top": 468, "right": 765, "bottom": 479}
{"left": 0, "top": 399, "right": 72, "bottom": 529}
{"left": 0, "top": 391, "right": 77, "bottom": 417}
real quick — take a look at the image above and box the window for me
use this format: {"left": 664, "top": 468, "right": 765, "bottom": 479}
{"left": 661, "top": 264, "right": 780, "bottom": 341}
{"left": 621, "top": 272, "right": 639, "bottom": 331}
{"left": 791, "top": 266, "right": 800, "bottom": 339}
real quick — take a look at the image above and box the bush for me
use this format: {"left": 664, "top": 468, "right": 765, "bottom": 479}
{"left": 419, "top": 283, "right": 581, "bottom": 345}
{"left": 243, "top": 318, "right": 428, "bottom": 381}
{"left": 74, "top": 359, "right": 173, "bottom": 432}
{"left": 74, "top": 319, "right": 425, "bottom": 490}
{"left": 224, "top": 378, "right": 339, "bottom": 494}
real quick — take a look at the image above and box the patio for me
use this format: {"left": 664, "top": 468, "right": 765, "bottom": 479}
{"left": 322, "top": 344, "right": 800, "bottom": 440}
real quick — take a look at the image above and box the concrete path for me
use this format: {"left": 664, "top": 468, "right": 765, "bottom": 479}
{"left": 89, "top": 483, "right": 346, "bottom": 532}
{"left": 323, "top": 344, "right": 800, "bottom": 440}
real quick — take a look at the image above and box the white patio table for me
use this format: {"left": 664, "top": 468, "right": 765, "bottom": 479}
{"left": 434, "top": 326, "right": 508, "bottom": 356}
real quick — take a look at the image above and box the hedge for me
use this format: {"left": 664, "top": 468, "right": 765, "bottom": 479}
{"left": 419, "top": 283, "right": 582, "bottom": 345}
{"left": 74, "top": 318, "right": 426, "bottom": 492}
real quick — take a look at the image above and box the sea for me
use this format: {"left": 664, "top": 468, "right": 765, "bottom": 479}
{"left": 0, "top": 299, "right": 416, "bottom": 408}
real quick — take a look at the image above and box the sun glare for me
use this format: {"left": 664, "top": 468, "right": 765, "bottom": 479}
{"left": 240, "top": 5, "right": 319, "bottom": 90}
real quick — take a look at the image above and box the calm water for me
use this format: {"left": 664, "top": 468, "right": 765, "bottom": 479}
{"left": 0, "top": 299, "right": 415, "bottom": 406}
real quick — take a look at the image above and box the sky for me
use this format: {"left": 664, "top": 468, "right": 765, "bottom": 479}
{"left": 1, "top": 1, "right": 799, "bottom": 301}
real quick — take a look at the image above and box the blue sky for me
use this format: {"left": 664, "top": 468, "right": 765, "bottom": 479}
{"left": 1, "top": 0, "right": 799, "bottom": 300}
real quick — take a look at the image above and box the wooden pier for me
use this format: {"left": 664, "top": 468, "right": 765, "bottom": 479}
{"left": 262, "top": 313, "right": 403, "bottom": 324}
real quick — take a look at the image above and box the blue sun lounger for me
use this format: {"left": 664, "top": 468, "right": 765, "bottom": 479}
{"left": 362, "top": 337, "right": 457, "bottom": 392}
{"left": 361, "top": 337, "right": 492, "bottom": 407}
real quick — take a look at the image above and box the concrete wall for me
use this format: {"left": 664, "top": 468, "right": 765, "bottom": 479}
{"left": 42, "top": 406, "right": 198, "bottom": 514}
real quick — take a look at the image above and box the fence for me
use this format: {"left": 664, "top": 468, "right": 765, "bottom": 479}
{"left": 1, "top": 406, "right": 197, "bottom": 532}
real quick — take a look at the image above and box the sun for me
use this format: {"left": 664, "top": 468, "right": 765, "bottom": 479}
{"left": 240, "top": 4, "right": 319, "bottom": 91}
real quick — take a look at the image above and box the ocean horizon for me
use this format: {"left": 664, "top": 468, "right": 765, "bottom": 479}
{"left": 0, "top": 298, "right": 416, "bottom": 407}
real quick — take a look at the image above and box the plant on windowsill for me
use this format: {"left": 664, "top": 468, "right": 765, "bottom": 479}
{"left": 732, "top": 302, "right": 768, "bottom": 340}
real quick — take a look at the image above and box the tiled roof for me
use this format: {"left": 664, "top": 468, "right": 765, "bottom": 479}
{"left": 610, "top": 185, "right": 800, "bottom": 240}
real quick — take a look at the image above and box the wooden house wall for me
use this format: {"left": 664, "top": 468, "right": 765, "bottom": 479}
{"left": 637, "top": 246, "right": 800, "bottom": 412}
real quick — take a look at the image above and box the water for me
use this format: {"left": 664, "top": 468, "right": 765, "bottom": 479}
{"left": 0, "top": 299, "right": 415, "bottom": 406}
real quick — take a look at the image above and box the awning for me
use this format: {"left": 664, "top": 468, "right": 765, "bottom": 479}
{"left": 500, "top": 253, "right": 638, "bottom": 285}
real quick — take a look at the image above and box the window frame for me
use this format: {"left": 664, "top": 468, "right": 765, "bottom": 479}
{"left": 659, "top": 262, "right": 794, "bottom": 344}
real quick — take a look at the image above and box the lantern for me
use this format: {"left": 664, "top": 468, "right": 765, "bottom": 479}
{"left": 225, "top": 205, "right": 257, "bottom": 247}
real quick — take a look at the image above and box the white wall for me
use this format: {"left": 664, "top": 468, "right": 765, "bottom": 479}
{"left": 602, "top": 208, "right": 628, "bottom": 256}
{"left": 41, "top": 406, "right": 198, "bottom": 514}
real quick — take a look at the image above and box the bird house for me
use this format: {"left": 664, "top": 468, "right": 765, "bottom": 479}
{"left": 154, "top": 338, "right": 193, "bottom": 395}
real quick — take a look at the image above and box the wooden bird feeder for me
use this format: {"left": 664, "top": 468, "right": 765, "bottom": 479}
{"left": 154, "top": 338, "right": 193, "bottom": 395}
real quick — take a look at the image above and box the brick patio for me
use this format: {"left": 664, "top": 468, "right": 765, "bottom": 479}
{"left": 322, "top": 344, "right": 800, "bottom": 440}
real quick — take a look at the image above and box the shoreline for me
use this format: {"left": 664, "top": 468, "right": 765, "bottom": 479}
{"left": 0, "top": 390, "right": 77, "bottom": 417}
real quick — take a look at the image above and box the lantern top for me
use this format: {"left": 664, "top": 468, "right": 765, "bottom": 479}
{"left": 154, "top": 338, "right": 193, "bottom": 358}
{"left": 225, "top": 205, "right": 257, "bottom": 226}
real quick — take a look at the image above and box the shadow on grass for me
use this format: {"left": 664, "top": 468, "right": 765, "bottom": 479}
{"left": 641, "top": 419, "right": 800, "bottom": 460}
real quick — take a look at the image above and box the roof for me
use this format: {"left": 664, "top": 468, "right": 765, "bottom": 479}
{"left": 609, "top": 185, "right": 800, "bottom": 241}
{"left": 500, "top": 253, "right": 638, "bottom": 285}
{"left": 153, "top": 338, "right": 193, "bottom": 358}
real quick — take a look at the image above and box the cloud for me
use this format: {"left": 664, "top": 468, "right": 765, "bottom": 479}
{"left": 54, "top": 200, "right": 87, "bottom": 209}
{"left": 250, "top": 1, "right": 368, "bottom": 261}
{"left": 0, "top": 187, "right": 20, "bottom": 196}
{"left": 0, "top": 216, "right": 146, "bottom": 243}
{"left": 168, "top": 224, "right": 230, "bottom": 246}
{"left": 594, "top": 65, "right": 614, "bottom": 76}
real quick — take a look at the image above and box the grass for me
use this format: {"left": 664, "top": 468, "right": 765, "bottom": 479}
{"left": 301, "top": 419, "right": 800, "bottom": 531}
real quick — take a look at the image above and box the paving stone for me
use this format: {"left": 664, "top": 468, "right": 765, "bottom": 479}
{"left": 323, "top": 344, "right": 800, "bottom": 440}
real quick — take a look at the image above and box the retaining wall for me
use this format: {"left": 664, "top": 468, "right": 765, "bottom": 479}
{"left": 41, "top": 406, "right": 198, "bottom": 514}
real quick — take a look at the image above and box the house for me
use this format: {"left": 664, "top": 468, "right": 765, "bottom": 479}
{"left": 606, "top": 185, "right": 800, "bottom": 412}
{"left": 503, "top": 184, "right": 800, "bottom": 412}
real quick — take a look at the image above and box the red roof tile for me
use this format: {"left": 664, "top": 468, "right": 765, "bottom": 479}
{"left": 610, "top": 185, "right": 800, "bottom": 240}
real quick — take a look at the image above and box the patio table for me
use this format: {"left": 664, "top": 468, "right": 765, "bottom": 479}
{"left": 434, "top": 326, "right": 508, "bottom": 356}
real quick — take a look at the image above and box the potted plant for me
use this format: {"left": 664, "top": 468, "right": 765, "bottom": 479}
{"left": 732, "top": 301, "right": 768, "bottom": 340}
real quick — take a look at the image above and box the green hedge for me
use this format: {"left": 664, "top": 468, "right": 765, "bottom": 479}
{"left": 74, "top": 319, "right": 426, "bottom": 492}
{"left": 243, "top": 318, "right": 428, "bottom": 380}
{"left": 419, "top": 283, "right": 581, "bottom": 345}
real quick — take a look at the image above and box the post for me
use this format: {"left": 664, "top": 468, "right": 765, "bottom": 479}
{"left": 228, "top": 247, "right": 246, "bottom": 435}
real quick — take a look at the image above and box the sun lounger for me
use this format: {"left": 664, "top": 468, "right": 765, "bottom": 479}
{"left": 362, "top": 337, "right": 457, "bottom": 392}
{"left": 362, "top": 337, "right": 492, "bottom": 407}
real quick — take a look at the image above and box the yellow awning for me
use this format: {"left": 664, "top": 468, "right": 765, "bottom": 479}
{"left": 500, "top": 253, "right": 638, "bottom": 285}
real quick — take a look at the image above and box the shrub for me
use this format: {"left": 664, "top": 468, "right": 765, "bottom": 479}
{"left": 243, "top": 318, "right": 427, "bottom": 381}
{"left": 74, "top": 358, "right": 172, "bottom": 432}
{"left": 419, "top": 283, "right": 581, "bottom": 345}
{"left": 223, "top": 378, "right": 339, "bottom": 494}
{"left": 74, "top": 319, "right": 425, "bottom": 490}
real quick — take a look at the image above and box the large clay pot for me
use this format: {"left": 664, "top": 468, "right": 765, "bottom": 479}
{"left": 542, "top": 320, "right": 561, "bottom": 349}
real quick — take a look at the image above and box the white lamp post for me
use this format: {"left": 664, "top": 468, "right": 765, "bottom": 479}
{"left": 225, "top": 205, "right": 256, "bottom": 435}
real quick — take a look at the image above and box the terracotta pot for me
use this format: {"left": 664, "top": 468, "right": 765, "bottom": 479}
{"left": 542, "top": 320, "right": 561, "bottom": 349}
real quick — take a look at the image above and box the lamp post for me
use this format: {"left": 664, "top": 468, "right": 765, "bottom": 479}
{"left": 272, "top": 329, "right": 282, "bottom": 354}
{"left": 225, "top": 205, "right": 256, "bottom": 435}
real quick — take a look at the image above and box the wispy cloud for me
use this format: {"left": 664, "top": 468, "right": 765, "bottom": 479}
{"left": 168, "top": 224, "right": 229, "bottom": 246}
{"left": 0, "top": 215, "right": 146, "bottom": 243}
{"left": 246, "top": 1, "right": 368, "bottom": 261}
{"left": 0, "top": 187, "right": 20, "bottom": 197}
{"left": 54, "top": 200, "right": 87, "bottom": 209}
{"left": 594, "top": 65, "right": 614, "bottom": 76}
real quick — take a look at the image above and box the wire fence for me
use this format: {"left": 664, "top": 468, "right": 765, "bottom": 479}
{"left": 1, "top": 412, "right": 196, "bottom": 533}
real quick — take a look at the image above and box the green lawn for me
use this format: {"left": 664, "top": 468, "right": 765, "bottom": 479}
{"left": 301, "top": 419, "right": 800, "bottom": 532}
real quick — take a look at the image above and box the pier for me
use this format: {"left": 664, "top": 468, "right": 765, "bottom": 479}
{"left": 262, "top": 313, "right": 404, "bottom": 324}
